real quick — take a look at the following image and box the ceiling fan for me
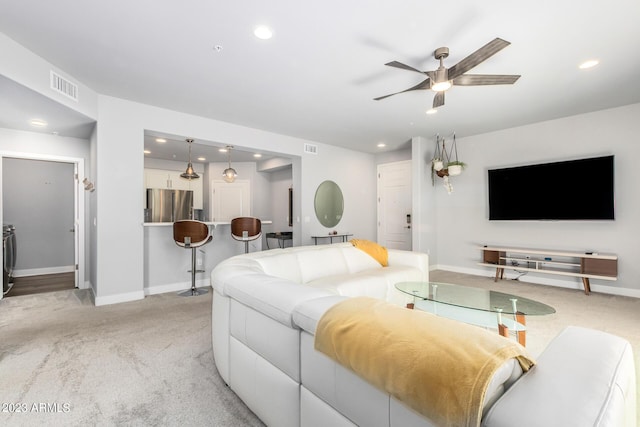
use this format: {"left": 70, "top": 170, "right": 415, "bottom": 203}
{"left": 374, "top": 38, "right": 520, "bottom": 108}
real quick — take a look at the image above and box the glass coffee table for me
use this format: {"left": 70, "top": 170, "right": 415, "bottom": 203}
{"left": 395, "top": 281, "right": 555, "bottom": 346}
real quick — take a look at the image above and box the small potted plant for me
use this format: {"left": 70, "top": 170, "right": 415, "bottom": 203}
{"left": 446, "top": 160, "right": 466, "bottom": 176}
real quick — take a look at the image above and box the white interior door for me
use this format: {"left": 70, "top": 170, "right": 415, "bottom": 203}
{"left": 211, "top": 180, "right": 251, "bottom": 221}
{"left": 377, "top": 160, "right": 412, "bottom": 250}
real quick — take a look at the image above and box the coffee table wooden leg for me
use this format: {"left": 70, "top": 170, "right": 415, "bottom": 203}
{"left": 516, "top": 312, "right": 526, "bottom": 347}
{"left": 498, "top": 323, "right": 509, "bottom": 339}
{"left": 406, "top": 303, "right": 414, "bottom": 309}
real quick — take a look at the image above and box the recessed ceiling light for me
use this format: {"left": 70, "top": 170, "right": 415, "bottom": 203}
{"left": 579, "top": 59, "right": 599, "bottom": 69}
{"left": 197, "top": 157, "right": 206, "bottom": 161}
{"left": 30, "top": 119, "right": 48, "bottom": 127}
{"left": 253, "top": 153, "right": 262, "bottom": 158}
{"left": 377, "top": 143, "right": 386, "bottom": 148}
{"left": 254, "top": 25, "right": 273, "bottom": 40}
{"left": 426, "top": 108, "right": 438, "bottom": 115}
{"left": 144, "top": 150, "right": 151, "bottom": 154}
{"left": 155, "top": 138, "right": 167, "bottom": 143}
{"left": 218, "top": 148, "right": 228, "bottom": 153}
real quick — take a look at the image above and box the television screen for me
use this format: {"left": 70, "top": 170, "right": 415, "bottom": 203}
{"left": 488, "top": 155, "right": 615, "bottom": 220}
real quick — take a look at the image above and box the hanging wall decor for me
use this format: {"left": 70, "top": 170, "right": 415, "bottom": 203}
{"left": 431, "top": 133, "right": 466, "bottom": 194}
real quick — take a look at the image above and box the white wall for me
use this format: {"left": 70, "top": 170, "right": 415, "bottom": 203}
{"left": 431, "top": 103, "right": 640, "bottom": 295}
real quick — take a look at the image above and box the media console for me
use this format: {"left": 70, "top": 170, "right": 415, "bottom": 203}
{"left": 478, "top": 246, "right": 618, "bottom": 295}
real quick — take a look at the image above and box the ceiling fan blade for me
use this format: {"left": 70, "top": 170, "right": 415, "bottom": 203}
{"left": 374, "top": 77, "right": 431, "bottom": 101}
{"left": 433, "top": 91, "right": 445, "bottom": 108}
{"left": 453, "top": 74, "right": 521, "bottom": 86}
{"left": 384, "top": 61, "right": 426, "bottom": 74}
{"left": 448, "top": 38, "right": 511, "bottom": 80}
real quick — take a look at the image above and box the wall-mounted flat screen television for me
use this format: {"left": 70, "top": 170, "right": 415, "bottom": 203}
{"left": 488, "top": 155, "right": 615, "bottom": 220}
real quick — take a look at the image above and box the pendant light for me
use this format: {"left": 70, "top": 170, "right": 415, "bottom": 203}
{"left": 222, "top": 145, "right": 237, "bottom": 183}
{"left": 180, "top": 138, "right": 200, "bottom": 180}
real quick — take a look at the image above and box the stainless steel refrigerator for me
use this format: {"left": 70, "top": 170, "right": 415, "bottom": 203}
{"left": 146, "top": 189, "right": 193, "bottom": 222}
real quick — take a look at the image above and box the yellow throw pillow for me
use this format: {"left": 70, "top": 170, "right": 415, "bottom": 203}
{"left": 351, "top": 239, "right": 388, "bottom": 266}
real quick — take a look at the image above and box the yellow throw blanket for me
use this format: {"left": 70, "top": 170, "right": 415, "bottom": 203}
{"left": 314, "top": 297, "right": 535, "bottom": 427}
{"left": 351, "top": 239, "right": 388, "bottom": 266}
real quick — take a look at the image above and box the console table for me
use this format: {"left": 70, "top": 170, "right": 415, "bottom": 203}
{"left": 311, "top": 233, "right": 353, "bottom": 245}
{"left": 266, "top": 232, "right": 293, "bottom": 249}
{"left": 478, "top": 246, "right": 617, "bottom": 295}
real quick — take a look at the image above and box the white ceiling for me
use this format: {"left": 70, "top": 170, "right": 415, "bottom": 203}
{"left": 1, "top": 0, "right": 640, "bottom": 155}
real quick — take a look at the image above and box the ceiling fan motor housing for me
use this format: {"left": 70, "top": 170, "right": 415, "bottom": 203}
{"left": 434, "top": 47, "right": 449, "bottom": 60}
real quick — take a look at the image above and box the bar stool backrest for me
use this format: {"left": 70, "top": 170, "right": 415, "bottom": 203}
{"left": 173, "top": 220, "right": 211, "bottom": 248}
{"left": 231, "top": 217, "right": 262, "bottom": 253}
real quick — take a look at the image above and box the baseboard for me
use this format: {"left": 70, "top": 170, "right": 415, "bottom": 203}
{"left": 144, "top": 279, "right": 210, "bottom": 296}
{"left": 90, "top": 280, "right": 210, "bottom": 305}
{"left": 433, "top": 264, "right": 640, "bottom": 298}
{"left": 94, "top": 290, "right": 145, "bottom": 306}
{"left": 13, "top": 265, "right": 74, "bottom": 277}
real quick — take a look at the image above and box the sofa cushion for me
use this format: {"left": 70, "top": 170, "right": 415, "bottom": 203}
{"left": 306, "top": 265, "right": 424, "bottom": 306}
{"left": 338, "top": 244, "right": 383, "bottom": 272}
{"left": 297, "top": 247, "right": 351, "bottom": 283}
{"left": 225, "top": 274, "right": 334, "bottom": 327}
{"left": 254, "top": 252, "right": 304, "bottom": 284}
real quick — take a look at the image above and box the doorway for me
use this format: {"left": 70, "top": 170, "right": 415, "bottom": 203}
{"left": 377, "top": 160, "right": 412, "bottom": 250}
{"left": 0, "top": 154, "right": 85, "bottom": 299}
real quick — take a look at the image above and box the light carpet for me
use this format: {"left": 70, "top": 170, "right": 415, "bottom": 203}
{"left": 0, "top": 288, "right": 263, "bottom": 426}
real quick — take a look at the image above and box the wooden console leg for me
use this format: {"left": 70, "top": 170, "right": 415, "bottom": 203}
{"left": 515, "top": 312, "right": 526, "bottom": 347}
{"left": 494, "top": 268, "right": 500, "bottom": 282}
{"left": 582, "top": 278, "right": 591, "bottom": 295}
{"left": 406, "top": 303, "right": 414, "bottom": 309}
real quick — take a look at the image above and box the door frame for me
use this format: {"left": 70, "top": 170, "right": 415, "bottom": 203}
{"left": 0, "top": 151, "right": 86, "bottom": 298}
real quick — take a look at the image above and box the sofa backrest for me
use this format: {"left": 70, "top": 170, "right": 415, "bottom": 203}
{"left": 253, "top": 243, "right": 382, "bottom": 284}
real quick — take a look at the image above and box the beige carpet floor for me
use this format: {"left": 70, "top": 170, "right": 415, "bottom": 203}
{"left": 0, "top": 288, "right": 263, "bottom": 426}
{"left": 1, "top": 271, "right": 638, "bottom": 426}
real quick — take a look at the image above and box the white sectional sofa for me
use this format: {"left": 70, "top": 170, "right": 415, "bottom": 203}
{"left": 210, "top": 243, "right": 637, "bottom": 427}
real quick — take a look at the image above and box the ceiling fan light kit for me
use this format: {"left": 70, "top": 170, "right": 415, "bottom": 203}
{"left": 374, "top": 38, "right": 520, "bottom": 109}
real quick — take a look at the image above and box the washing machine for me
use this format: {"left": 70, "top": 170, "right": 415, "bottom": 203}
{"left": 3, "top": 224, "right": 16, "bottom": 295}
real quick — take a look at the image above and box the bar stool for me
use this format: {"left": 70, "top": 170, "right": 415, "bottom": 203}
{"left": 231, "top": 217, "right": 262, "bottom": 253}
{"left": 173, "top": 220, "right": 212, "bottom": 297}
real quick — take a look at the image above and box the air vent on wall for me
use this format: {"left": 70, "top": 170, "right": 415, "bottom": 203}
{"left": 304, "top": 143, "right": 318, "bottom": 155}
{"left": 50, "top": 70, "right": 78, "bottom": 101}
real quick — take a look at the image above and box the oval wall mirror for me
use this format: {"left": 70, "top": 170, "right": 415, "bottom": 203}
{"left": 314, "top": 180, "right": 344, "bottom": 228}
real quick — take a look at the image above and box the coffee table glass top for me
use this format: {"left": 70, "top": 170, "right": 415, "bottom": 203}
{"left": 395, "top": 281, "right": 555, "bottom": 316}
